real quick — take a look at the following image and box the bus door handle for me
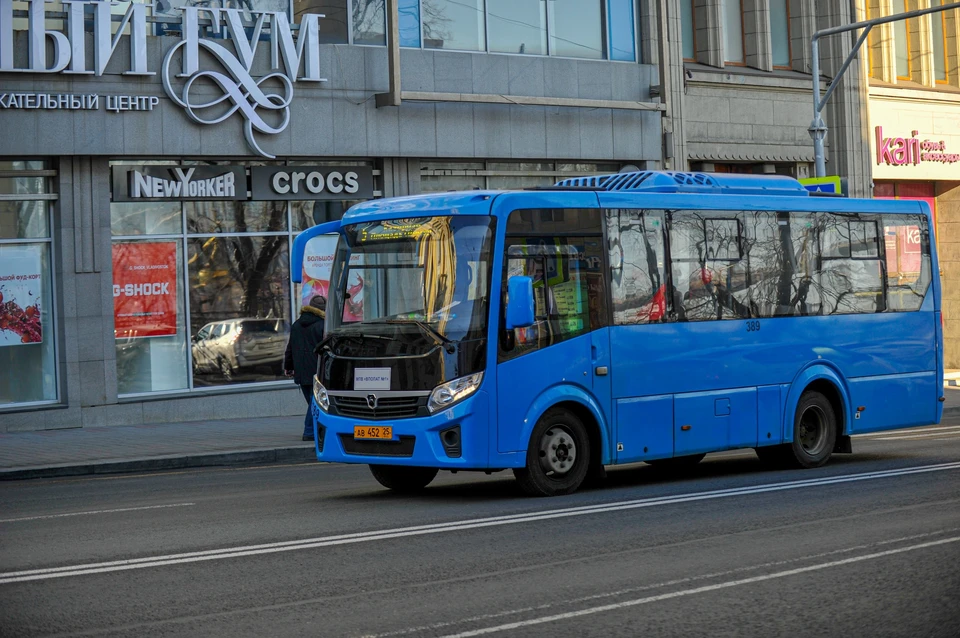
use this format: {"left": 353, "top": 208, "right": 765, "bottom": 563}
{"left": 595, "top": 366, "right": 608, "bottom": 376}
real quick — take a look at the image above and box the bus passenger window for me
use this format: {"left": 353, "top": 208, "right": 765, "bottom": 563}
{"left": 668, "top": 211, "right": 750, "bottom": 322}
{"left": 883, "top": 215, "right": 931, "bottom": 312}
{"left": 606, "top": 210, "right": 667, "bottom": 325}
{"left": 819, "top": 214, "right": 884, "bottom": 315}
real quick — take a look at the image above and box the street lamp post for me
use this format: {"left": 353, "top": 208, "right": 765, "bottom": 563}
{"left": 810, "top": 2, "right": 960, "bottom": 178}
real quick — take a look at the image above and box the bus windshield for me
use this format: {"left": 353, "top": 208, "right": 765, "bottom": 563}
{"left": 327, "top": 216, "right": 495, "bottom": 346}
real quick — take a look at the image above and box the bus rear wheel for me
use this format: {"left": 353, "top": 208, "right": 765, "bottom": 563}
{"left": 758, "top": 391, "right": 837, "bottom": 469}
{"left": 369, "top": 465, "right": 439, "bottom": 493}
{"left": 514, "top": 408, "right": 591, "bottom": 497}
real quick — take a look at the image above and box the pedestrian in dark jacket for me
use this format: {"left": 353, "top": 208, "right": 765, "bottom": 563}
{"left": 283, "top": 295, "right": 326, "bottom": 441}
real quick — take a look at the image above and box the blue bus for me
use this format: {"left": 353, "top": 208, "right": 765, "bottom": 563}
{"left": 292, "top": 171, "right": 944, "bottom": 496}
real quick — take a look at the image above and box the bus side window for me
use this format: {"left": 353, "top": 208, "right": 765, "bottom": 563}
{"left": 606, "top": 209, "right": 667, "bottom": 325}
{"left": 819, "top": 214, "right": 884, "bottom": 315}
{"left": 882, "top": 214, "right": 931, "bottom": 312}
{"left": 667, "top": 211, "right": 750, "bottom": 322}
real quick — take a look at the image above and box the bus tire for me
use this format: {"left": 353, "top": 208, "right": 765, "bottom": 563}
{"left": 787, "top": 391, "right": 837, "bottom": 469}
{"left": 514, "top": 407, "right": 591, "bottom": 497}
{"left": 368, "top": 465, "right": 439, "bottom": 493}
{"left": 647, "top": 453, "right": 706, "bottom": 471}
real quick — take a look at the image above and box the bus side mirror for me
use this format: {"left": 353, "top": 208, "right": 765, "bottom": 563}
{"left": 506, "top": 276, "right": 535, "bottom": 329}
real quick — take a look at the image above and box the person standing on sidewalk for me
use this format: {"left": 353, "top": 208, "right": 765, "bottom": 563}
{"left": 283, "top": 295, "right": 326, "bottom": 441}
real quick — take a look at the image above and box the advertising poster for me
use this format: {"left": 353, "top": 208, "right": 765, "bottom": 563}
{"left": 0, "top": 245, "right": 43, "bottom": 346}
{"left": 112, "top": 242, "right": 179, "bottom": 338}
{"left": 300, "top": 234, "right": 339, "bottom": 308}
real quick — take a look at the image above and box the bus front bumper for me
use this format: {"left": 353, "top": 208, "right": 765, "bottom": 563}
{"left": 310, "top": 391, "right": 492, "bottom": 469}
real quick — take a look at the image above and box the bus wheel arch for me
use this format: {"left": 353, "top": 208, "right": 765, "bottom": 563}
{"left": 515, "top": 399, "right": 605, "bottom": 496}
{"left": 804, "top": 378, "right": 847, "bottom": 444}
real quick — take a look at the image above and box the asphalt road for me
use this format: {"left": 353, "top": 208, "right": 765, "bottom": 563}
{"left": 2, "top": 416, "right": 960, "bottom": 637}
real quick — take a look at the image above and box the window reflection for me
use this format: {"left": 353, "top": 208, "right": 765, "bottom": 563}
{"left": 487, "top": 0, "right": 546, "bottom": 55}
{"left": 188, "top": 236, "right": 291, "bottom": 385}
{"left": 186, "top": 200, "right": 287, "bottom": 234}
{"left": 547, "top": 0, "right": 603, "bottom": 59}
{"left": 353, "top": 0, "right": 385, "bottom": 44}
{"left": 295, "top": 0, "right": 349, "bottom": 42}
{"left": 423, "top": 0, "right": 485, "bottom": 51}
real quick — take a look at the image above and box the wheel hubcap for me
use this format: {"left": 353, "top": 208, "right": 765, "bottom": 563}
{"left": 798, "top": 406, "right": 827, "bottom": 456}
{"left": 539, "top": 426, "right": 577, "bottom": 476}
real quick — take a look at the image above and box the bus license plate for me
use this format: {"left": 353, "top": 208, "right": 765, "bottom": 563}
{"left": 354, "top": 426, "right": 393, "bottom": 440}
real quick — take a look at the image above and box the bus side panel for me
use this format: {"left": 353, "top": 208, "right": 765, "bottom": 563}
{"left": 674, "top": 387, "right": 757, "bottom": 456}
{"left": 756, "top": 385, "right": 783, "bottom": 446}
{"left": 847, "top": 372, "right": 938, "bottom": 434}
{"left": 615, "top": 395, "right": 673, "bottom": 463}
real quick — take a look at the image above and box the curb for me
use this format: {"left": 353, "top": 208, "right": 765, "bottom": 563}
{"left": 0, "top": 446, "right": 317, "bottom": 481}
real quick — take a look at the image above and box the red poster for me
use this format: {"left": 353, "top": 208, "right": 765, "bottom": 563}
{"left": 112, "top": 243, "right": 179, "bottom": 338}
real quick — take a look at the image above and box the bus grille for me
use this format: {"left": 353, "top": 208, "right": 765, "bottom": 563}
{"left": 332, "top": 395, "right": 422, "bottom": 420}
{"left": 339, "top": 434, "right": 416, "bottom": 457}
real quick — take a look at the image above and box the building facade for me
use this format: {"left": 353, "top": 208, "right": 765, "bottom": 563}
{"left": 862, "top": 0, "right": 960, "bottom": 367}
{"left": 664, "top": 0, "right": 872, "bottom": 194}
{"left": 0, "top": 0, "right": 663, "bottom": 430}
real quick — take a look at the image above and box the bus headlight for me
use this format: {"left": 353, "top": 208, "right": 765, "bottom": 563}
{"left": 428, "top": 373, "right": 483, "bottom": 413}
{"left": 313, "top": 376, "right": 330, "bottom": 412}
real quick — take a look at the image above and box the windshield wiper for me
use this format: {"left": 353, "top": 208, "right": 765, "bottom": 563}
{"left": 315, "top": 331, "right": 391, "bottom": 354}
{"left": 383, "top": 319, "right": 456, "bottom": 354}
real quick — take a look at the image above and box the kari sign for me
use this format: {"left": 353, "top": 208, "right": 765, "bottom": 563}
{"left": 869, "top": 97, "right": 960, "bottom": 180}
{"left": 0, "top": 245, "right": 43, "bottom": 345}
{"left": 112, "top": 242, "right": 179, "bottom": 338}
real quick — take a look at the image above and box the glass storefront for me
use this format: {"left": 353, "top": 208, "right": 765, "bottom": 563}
{"left": 0, "top": 161, "right": 58, "bottom": 407}
{"left": 110, "top": 160, "right": 374, "bottom": 396}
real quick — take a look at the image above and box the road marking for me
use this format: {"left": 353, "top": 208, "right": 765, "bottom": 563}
{"left": 438, "top": 536, "right": 960, "bottom": 637}
{"left": 855, "top": 425, "right": 960, "bottom": 439}
{"left": 870, "top": 430, "right": 960, "bottom": 441}
{"left": 368, "top": 527, "right": 960, "bottom": 638}
{"left": 0, "top": 503, "right": 196, "bottom": 524}
{"left": 2, "top": 461, "right": 959, "bottom": 585}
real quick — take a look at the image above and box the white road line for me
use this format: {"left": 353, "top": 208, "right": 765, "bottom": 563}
{"left": 855, "top": 425, "right": 960, "bottom": 439}
{"left": 368, "top": 528, "right": 959, "bottom": 638}
{"left": 0, "top": 503, "right": 196, "bottom": 524}
{"left": 438, "top": 536, "right": 960, "bottom": 638}
{"left": 871, "top": 431, "right": 960, "bottom": 441}
{"left": 2, "top": 461, "right": 959, "bottom": 585}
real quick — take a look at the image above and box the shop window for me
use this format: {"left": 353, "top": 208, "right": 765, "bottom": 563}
{"left": 109, "top": 160, "right": 376, "bottom": 396}
{"left": 0, "top": 161, "right": 57, "bottom": 407}
{"left": 770, "top": 0, "right": 790, "bottom": 68}
{"left": 722, "top": 0, "right": 744, "bottom": 64}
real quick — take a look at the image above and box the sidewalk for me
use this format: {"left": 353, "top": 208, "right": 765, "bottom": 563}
{"left": 3, "top": 390, "right": 960, "bottom": 481}
{"left": 0, "top": 415, "right": 315, "bottom": 480}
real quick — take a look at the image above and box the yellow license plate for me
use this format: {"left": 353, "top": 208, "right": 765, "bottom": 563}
{"left": 354, "top": 426, "right": 393, "bottom": 440}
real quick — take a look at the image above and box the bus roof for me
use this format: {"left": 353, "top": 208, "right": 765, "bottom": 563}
{"left": 341, "top": 171, "right": 930, "bottom": 223}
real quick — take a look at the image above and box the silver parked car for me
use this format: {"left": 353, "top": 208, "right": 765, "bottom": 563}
{"left": 191, "top": 318, "right": 290, "bottom": 379}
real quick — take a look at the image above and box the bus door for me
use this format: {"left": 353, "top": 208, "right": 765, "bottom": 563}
{"left": 604, "top": 209, "right": 675, "bottom": 463}
{"left": 495, "top": 204, "right": 611, "bottom": 455}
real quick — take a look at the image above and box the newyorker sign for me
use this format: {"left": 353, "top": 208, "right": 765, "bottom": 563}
{"left": 112, "top": 166, "right": 246, "bottom": 202}
{"left": 0, "top": 0, "right": 326, "bottom": 158}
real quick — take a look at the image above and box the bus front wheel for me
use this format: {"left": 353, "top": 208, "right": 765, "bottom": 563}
{"left": 514, "top": 408, "right": 591, "bottom": 497}
{"left": 369, "top": 465, "right": 439, "bottom": 493}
